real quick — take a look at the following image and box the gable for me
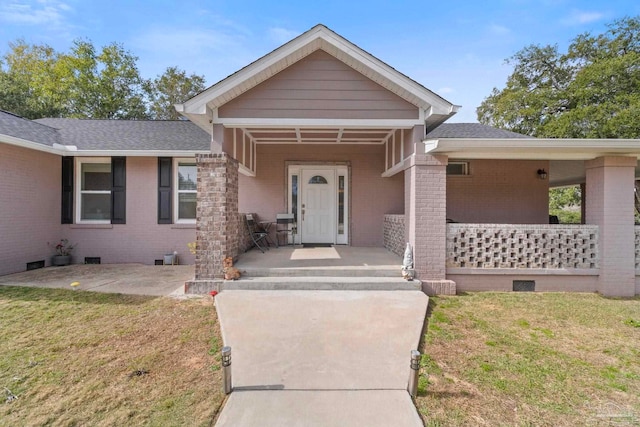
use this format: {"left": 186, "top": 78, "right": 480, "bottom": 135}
{"left": 218, "top": 50, "right": 419, "bottom": 120}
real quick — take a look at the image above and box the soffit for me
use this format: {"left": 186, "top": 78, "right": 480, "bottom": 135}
{"left": 236, "top": 126, "right": 399, "bottom": 145}
{"left": 424, "top": 138, "right": 640, "bottom": 160}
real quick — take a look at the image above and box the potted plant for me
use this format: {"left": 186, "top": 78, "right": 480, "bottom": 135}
{"left": 49, "top": 239, "right": 76, "bottom": 266}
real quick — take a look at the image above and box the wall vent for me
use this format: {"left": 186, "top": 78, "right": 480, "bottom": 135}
{"left": 26, "top": 260, "right": 45, "bottom": 271}
{"left": 513, "top": 280, "right": 535, "bottom": 292}
{"left": 84, "top": 257, "right": 101, "bottom": 264}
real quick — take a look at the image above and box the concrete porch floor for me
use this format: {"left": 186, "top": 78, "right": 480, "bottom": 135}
{"left": 235, "top": 245, "right": 402, "bottom": 275}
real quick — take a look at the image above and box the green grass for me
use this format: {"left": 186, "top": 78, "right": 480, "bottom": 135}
{"left": 0, "top": 286, "right": 224, "bottom": 427}
{"left": 416, "top": 292, "right": 640, "bottom": 426}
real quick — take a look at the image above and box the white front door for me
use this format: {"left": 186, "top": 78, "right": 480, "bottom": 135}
{"left": 301, "top": 169, "right": 336, "bottom": 244}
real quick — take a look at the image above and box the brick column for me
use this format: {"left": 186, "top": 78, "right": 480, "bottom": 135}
{"left": 405, "top": 153, "right": 455, "bottom": 295}
{"left": 195, "top": 153, "right": 239, "bottom": 281}
{"left": 585, "top": 156, "right": 637, "bottom": 297}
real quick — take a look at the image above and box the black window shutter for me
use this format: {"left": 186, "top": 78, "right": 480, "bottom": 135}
{"left": 61, "top": 157, "right": 74, "bottom": 224}
{"left": 111, "top": 157, "right": 126, "bottom": 224}
{"left": 158, "top": 157, "right": 172, "bottom": 224}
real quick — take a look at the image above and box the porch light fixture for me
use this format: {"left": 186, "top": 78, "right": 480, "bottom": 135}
{"left": 537, "top": 169, "right": 548, "bottom": 180}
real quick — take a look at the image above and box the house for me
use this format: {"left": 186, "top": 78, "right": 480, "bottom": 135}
{"left": 0, "top": 112, "right": 209, "bottom": 274}
{"left": 1, "top": 24, "right": 639, "bottom": 297}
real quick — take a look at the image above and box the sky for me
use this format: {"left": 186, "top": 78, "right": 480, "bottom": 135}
{"left": 1, "top": 0, "right": 639, "bottom": 123}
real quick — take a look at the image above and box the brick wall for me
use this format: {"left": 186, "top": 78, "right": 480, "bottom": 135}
{"left": 0, "top": 143, "right": 61, "bottom": 275}
{"left": 447, "top": 159, "right": 549, "bottom": 224}
{"left": 405, "top": 154, "right": 447, "bottom": 280}
{"left": 195, "top": 153, "right": 239, "bottom": 280}
{"left": 383, "top": 214, "right": 405, "bottom": 257}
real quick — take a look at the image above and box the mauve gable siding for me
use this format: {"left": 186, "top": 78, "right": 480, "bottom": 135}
{"left": 219, "top": 50, "right": 419, "bottom": 120}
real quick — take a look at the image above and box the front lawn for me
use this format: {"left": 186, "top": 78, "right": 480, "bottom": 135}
{"left": 417, "top": 292, "right": 640, "bottom": 426}
{"left": 0, "top": 286, "right": 224, "bottom": 426}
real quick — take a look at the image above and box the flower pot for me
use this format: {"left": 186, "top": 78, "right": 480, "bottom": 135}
{"left": 51, "top": 255, "right": 71, "bottom": 266}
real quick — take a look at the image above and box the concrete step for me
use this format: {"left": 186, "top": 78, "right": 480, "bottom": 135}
{"left": 239, "top": 267, "right": 400, "bottom": 278}
{"left": 221, "top": 276, "right": 421, "bottom": 291}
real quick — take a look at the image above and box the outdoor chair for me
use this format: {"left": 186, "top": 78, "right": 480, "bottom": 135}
{"left": 275, "top": 213, "right": 296, "bottom": 246}
{"left": 245, "top": 213, "right": 269, "bottom": 253}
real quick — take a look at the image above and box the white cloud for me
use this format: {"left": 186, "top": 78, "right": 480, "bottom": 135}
{"left": 268, "top": 27, "right": 300, "bottom": 44}
{"left": 131, "top": 26, "right": 258, "bottom": 84}
{"left": 0, "top": 0, "right": 71, "bottom": 27}
{"left": 562, "top": 10, "right": 605, "bottom": 26}
{"left": 488, "top": 24, "right": 511, "bottom": 36}
{"left": 438, "top": 87, "right": 455, "bottom": 94}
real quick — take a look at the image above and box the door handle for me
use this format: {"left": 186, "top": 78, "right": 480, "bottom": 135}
{"left": 302, "top": 209, "right": 305, "bottom": 220}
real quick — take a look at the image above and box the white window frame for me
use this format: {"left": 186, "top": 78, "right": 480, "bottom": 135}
{"left": 174, "top": 158, "right": 197, "bottom": 224}
{"left": 447, "top": 161, "right": 470, "bottom": 176}
{"left": 75, "top": 157, "right": 111, "bottom": 224}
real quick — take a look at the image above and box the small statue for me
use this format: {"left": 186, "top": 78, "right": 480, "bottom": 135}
{"left": 223, "top": 256, "right": 241, "bottom": 280}
{"left": 402, "top": 243, "right": 415, "bottom": 280}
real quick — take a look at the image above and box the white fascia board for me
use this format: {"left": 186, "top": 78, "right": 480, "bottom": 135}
{"left": 424, "top": 138, "right": 640, "bottom": 160}
{"left": 381, "top": 158, "right": 408, "bottom": 178}
{"left": 2, "top": 134, "right": 208, "bottom": 157}
{"left": 67, "top": 150, "right": 207, "bottom": 157}
{"left": 221, "top": 118, "right": 421, "bottom": 129}
{"left": 1, "top": 134, "right": 61, "bottom": 155}
{"left": 238, "top": 163, "right": 256, "bottom": 177}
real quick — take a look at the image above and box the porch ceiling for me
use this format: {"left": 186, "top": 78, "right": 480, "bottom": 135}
{"left": 239, "top": 126, "right": 399, "bottom": 144}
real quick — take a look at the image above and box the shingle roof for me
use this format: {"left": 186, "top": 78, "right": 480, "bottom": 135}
{"left": 426, "top": 123, "right": 534, "bottom": 139}
{"left": 0, "top": 110, "right": 60, "bottom": 146}
{"left": 33, "top": 118, "right": 211, "bottom": 151}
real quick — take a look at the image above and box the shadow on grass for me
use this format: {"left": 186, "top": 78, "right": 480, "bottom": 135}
{"left": 0, "top": 285, "right": 157, "bottom": 305}
{"left": 417, "top": 296, "right": 439, "bottom": 351}
{"left": 420, "top": 390, "right": 475, "bottom": 399}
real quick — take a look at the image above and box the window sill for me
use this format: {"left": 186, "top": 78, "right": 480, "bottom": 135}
{"left": 69, "top": 223, "right": 114, "bottom": 229}
{"left": 171, "top": 223, "right": 196, "bottom": 229}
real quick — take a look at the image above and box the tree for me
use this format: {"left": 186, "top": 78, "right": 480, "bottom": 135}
{"left": 0, "top": 39, "right": 149, "bottom": 119}
{"left": 144, "top": 66, "right": 206, "bottom": 120}
{"left": 477, "top": 16, "right": 640, "bottom": 138}
{"left": 57, "top": 40, "right": 148, "bottom": 119}
{"left": 0, "top": 40, "right": 65, "bottom": 118}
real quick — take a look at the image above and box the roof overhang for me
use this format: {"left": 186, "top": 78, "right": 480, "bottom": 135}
{"left": 423, "top": 138, "right": 640, "bottom": 160}
{"left": 1, "top": 135, "right": 202, "bottom": 157}
{"left": 176, "top": 24, "right": 459, "bottom": 132}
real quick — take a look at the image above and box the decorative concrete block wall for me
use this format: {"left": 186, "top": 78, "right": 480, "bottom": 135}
{"left": 383, "top": 214, "right": 405, "bottom": 257}
{"left": 447, "top": 224, "right": 599, "bottom": 269}
{"left": 238, "top": 213, "right": 253, "bottom": 254}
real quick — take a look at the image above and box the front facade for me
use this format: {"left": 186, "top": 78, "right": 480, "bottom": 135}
{"left": 1, "top": 24, "right": 639, "bottom": 297}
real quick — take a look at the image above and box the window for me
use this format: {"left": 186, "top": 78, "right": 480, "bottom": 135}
{"left": 308, "top": 175, "right": 328, "bottom": 184}
{"left": 447, "top": 162, "right": 469, "bottom": 176}
{"left": 77, "top": 158, "right": 111, "bottom": 223}
{"left": 175, "top": 160, "right": 197, "bottom": 222}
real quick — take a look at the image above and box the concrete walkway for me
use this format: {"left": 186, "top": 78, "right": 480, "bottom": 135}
{"left": 214, "top": 290, "right": 428, "bottom": 426}
{"left": 0, "top": 264, "right": 193, "bottom": 296}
